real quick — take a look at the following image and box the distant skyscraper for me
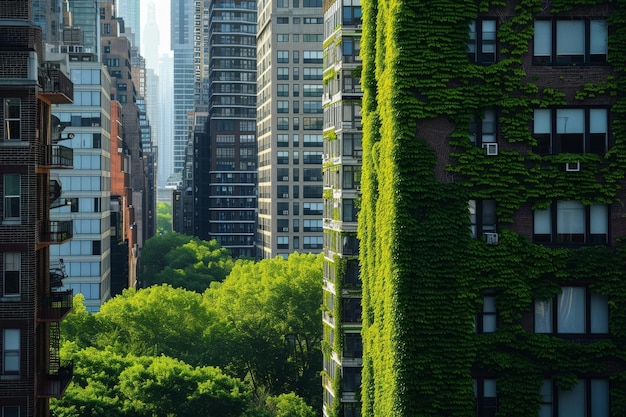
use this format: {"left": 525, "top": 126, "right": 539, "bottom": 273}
{"left": 117, "top": 0, "right": 140, "bottom": 48}
{"left": 158, "top": 53, "right": 174, "bottom": 186}
{"left": 170, "top": 0, "right": 194, "bottom": 175}
{"left": 256, "top": 0, "right": 325, "bottom": 258}
{"left": 142, "top": 1, "right": 160, "bottom": 70}
{"left": 33, "top": 0, "right": 63, "bottom": 44}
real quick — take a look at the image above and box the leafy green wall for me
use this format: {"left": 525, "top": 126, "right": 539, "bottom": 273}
{"left": 358, "top": 0, "right": 626, "bottom": 416}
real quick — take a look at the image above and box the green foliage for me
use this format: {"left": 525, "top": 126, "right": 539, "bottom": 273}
{"left": 156, "top": 202, "right": 172, "bottom": 233}
{"left": 205, "top": 253, "right": 324, "bottom": 410}
{"left": 51, "top": 346, "right": 249, "bottom": 417}
{"left": 56, "top": 253, "right": 324, "bottom": 415}
{"left": 139, "top": 232, "right": 234, "bottom": 292}
{"left": 358, "top": 0, "right": 626, "bottom": 416}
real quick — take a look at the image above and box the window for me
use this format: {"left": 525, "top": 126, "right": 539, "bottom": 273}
{"left": 533, "top": 201, "right": 608, "bottom": 244}
{"left": 3, "top": 174, "right": 20, "bottom": 221}
{"left": 3, "top": 253, "right": 20, "bottom": 297}
{"left": 278, "top": 67, "right": 289, "bottom": 80}
{"left": 303, "top": 101, "right": 322, "bottom": 113}
{"left": 343, "top": 0, "right": 362, "bottom": 25}
{"left": 278, "top": 84, "right": 289, "bottom": 96}
{"left": 303, "top": 117, "right": 323, "bottom": 130}
{"left": 277, "top": 117, "right": 289, "bottom": 130}
{"left": 304, "top": 219, "right": 322, "bottom": 232}
{"left": 304, "top": 67, "right": 323, "bottom": 80}
{"left": 540, "top": 379, "right": 609, "bottom": 417}
{"left": 3, "top": 329, "right": 19, "bottom": 375}
{"left": 4, "top": 99, "right": 21, "bottom": 141}
{"left": 303, "top": 202, "right": 323, "bottom": 215}
{"left": 303, "top": 236, "right": 323, "bottom": 249}
{"left": 2, "top": 406, "right": 20, "bottom": 417}
{"left": 534, "top": 20, "right": 607, "bottom": 65}
{"left": 277, "top": 17, "right": 289, "bottom": 24}
{"left": 278, "top": 50, "right": 289, "bottom": 63}
{"left": 277, "top": 34, "right": 289, "bottom": 42}
{"left": 303, "top": 17, "right": 323, "bottom": 24}
{"left": 342, "top": 367, "right": 361, "bottom": 392}
{"left": 468, "top": 20, "right": 496, "bottom": 64}
{"left": 277, "top": 236, "right": 289, "bottom": 249}
{"left": 303, "top": 0, "right": 321, "bottom": 6}
{"left": 303, "top": 50, "right": 323, "bottom": 63}
{"left": 277, "top": 134, "right": 289, "bottom": 147}
{"left": 303, "top": 151, "right": 322, "bottom": 164}
{"left": 343, "top": 199, "right": 359, "bottom": 222}
{"left": 474, "top": 379, "right": 497, "bottom": 417}
{"left": 304, "top": 134, "right": 323, "bottom": 147}
{"left": 344, "top": 333, "right": 362, "bottom": 358}
{"left": 470, "top": 110, "right": 496, "bottom": 146}
{"left": 277, "top": 151, "right": 289, "bottom": 164}
{"left": 533, "top": 108, "right": 608, "bottom": 155}
{"left": 469, "top": 199, "right": 497, "bottom": 238}
{"left": 476, "top": 291, "right": 497, "bottom": 333}
{"left": 293, "top": 50, "right": 299, "bottom": 63}
{"left": 304, "top": 84, "right": 323, "bottom": 97}
{"left": 342, "top": 297, "right": 362, "bottom": 322}
{"left": 535, "top": 287, "right": 608, "bottom": 334}
{"left": 277, "top": 100, "right": 289, "bottom": 113}
{"left": 343, "top": 165, "right": 361, "bottom": 189}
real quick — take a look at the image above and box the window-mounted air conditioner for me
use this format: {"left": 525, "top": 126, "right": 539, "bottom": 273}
{"left": 484, "top": 232, "right": 499, "bottom": 245}
{"left": 482, "top": 143, "right": 498, "bottom": 156}
{"left": 566, "top": 162, "right": 580, "bottom": 172}
{"left": 282, "top": 194, "right": 289, "bottom": 198}
{"left": 282, "top": 227, "right": 289, "bottom": 232}
{"left": 282, "top": 210, "right": 289, "bottom": 215}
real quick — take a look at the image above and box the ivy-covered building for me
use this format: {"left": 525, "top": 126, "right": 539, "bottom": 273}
{"left": 321, "top": 0, "right": 363, "bottom": 416}
{"left": 352, "top": 0, "right": 626, "bottom": 416}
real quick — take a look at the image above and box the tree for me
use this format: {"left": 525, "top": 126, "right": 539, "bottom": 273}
{"left": 139, "top": 232, "right": 234, "bottom": 292}
{"left": 94, "top": 285, "right": 223, "bottom": 366}
{"left": 51, "top": 346, "right": 250, "bottom": 417}
{"left": 156, "top": 202, "right": 172, "bottom": 233}
{"left": 264, "top": 393, "right": 316, "bottom": 417}
{"left": 205, "top": 253, "right": 323, "bottom": 409}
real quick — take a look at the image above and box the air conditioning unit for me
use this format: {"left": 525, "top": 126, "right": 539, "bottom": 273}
{"left": 484, "top": 232, "right": 499, "bottom": 245}
{"left": 482, "top": 143, "right": 498, "bottom": 156}
{"left": 356, "top": 186, "right": 361, "bottom": 192}
{"left": 282, "top": 227, "right": 289, "bottom": 232}
{"left": 282, "top": 193, "right": 289, "bottom": 198}
{"left": 282, "top": 176, "right": 289, "bottom": 181}
{"left": 282, "top": 210, "right": 289, "bottom": 215}
{"left": 566, "top": 161, "right": 580, "bottom": 172}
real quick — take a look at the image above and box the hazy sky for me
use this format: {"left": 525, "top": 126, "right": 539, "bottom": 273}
{"left": 140, "top": 0, "right": 171, "bottom": 57}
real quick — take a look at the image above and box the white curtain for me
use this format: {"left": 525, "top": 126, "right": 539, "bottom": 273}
{"left": 557, "top": 287, "right": 585, "bottom": 333}
{"left": 558, "top": 380, "right": 585, "bottom": 417}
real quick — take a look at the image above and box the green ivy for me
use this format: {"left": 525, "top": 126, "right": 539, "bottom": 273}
{"left": 358, "top": 0, "right": 626, "bottom": 416}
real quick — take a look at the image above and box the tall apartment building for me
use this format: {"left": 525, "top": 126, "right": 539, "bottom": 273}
{"left": 187, "top": 0, "right": 258, "bottom": 258}
{"left": 0, "top": 1, "right": 74, "bottom": 414}
{"left": 49, "top": 59, "right": 113, "bottom": 312}
{"left": 256, "top": 0, "right": 325, "bottom": 259}
{"left": 320, "top": 0, "right": 362, "bottom": 415}
{"left": 116, "top": 0, "right": 140, "bottom": 49}
{"left": 354, "top": 1, "right": 626, "bottom": 417}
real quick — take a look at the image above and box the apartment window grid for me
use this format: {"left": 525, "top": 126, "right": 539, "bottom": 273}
{"left": 3, "top": 174, "right": 20, "bottom": 222}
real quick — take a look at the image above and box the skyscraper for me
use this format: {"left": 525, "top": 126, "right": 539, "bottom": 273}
{"left": 117, "top": 0, "right": 141, "bottom": 49}
{"left": 256, "top": 0, "right": 325, "bottom": 258}
{"left": 186, "top": 0, "right": 257, "bottom": 258}
{"left": 171, "top": 0, "right": 195, "bottom": 176}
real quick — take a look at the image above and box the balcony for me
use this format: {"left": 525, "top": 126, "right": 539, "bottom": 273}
{"left": 40, "top": 220, "right": 73, "bottom": 244}
{"left": 40, "top": 144, "right": 73, "bottom": 169}
{"left": 38, "top": 66, "right": 74, "bottom": 104}
{"left": 39, "top": 289, "right": 73, "bottom": 321}
{"left": 38, "top": 361, "right": 73, "bottom": 398}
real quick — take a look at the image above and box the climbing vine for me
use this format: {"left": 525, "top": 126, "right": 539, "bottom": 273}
{"left": 358, "top": 0, "right": 626, "bottom": 416}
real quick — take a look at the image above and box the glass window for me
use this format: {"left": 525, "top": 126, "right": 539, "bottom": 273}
{"left": 3, "top": 253, "right": 20, "bottom": 296}
{"left": 534, "top": 287, "right": 609, "bottom": 334}
{"left": 3, "top": 329, "right": 19, "bottom": 374}
{"left": 468, "top": 20, "right": 496, "bottom": 64}
{"left": 534, "top": 19, "right": 607, "bottom": 64}
{"left": 4, "top": 99, "right": 21, "bottom": 141}
{"left": 3, "top": 174, "right": 20, "bottom": 221}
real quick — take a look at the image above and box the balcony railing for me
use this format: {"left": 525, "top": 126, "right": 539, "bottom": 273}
{"left": 38, "top": 361, "right": 74, "bottom": 398}
{"left": 40, "top": 220, "right": 73, "bottom": 244}
{"left": 39, "top": 67, "right": 74, "bottom": 104}
{"left": 40, "top": 144, "right": 73, "bottom": 168}
{"left": 39, "top": 289, "right": 73, "bottom": 321}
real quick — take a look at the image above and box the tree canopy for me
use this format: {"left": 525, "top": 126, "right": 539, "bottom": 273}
{"left": 55, "top": 252, "right": 323, "bottom": 416}
{"left": 139, "top": 232, "right": 234, "bottom": 292}
{"left": 156, "top": 202, "right": 172, "bottom": 233}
